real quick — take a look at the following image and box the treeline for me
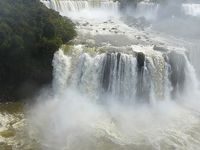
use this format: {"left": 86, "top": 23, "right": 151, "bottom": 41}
{"left": 0, "top": 0, "right": 76, "bottom": 101}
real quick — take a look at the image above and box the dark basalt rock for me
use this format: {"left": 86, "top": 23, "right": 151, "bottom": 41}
{"left": 102, "top": 53, "right": 112, "bottom": 91}
{"left": 136, "top": 52, "right": 151, "bottom": 103}
{"left": 117, "top": 53, "right": 121, "bottom": 72}
{"left": 153, "top": 45, "right": 169, "bottom": 52}
{"left": 101, "top": 52, "right": 125, "bottom": 93}
{"left": 137, "top": 52, "right": 145, "bottom": 71}
{"left": 119, "top": 0, "right": 137, "bottom": 10}
{"left": 167, "top": 51, "right": 186, "bottom": 98}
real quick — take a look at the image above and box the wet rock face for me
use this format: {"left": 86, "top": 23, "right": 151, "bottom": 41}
{"left": 117, "top": 53, "right": 121, "bottom": 72}
{"left": 102, "top": 53, "right": 112, "bottom": 91}
{"left": 119, "top": 0, "right": 137, "bottom": 10}
{"left": 99, "top": 51, "right": 187, "bottom": 102}
{"left": 102, "top": 53, "right": 125, "bottom": 92}
{"left": 137, "top": 52, "right": 145, "bottom": 71}
{"left": 153, "top": 45, "right": 169, "bottom": 53}
{"left": 167, "top": 51, "right": 186, "bottom": 98}
{"left": 101, "top": 52, "right": 151, "bottom": 102}
{"left": 136, "top": 52, "right": 150, "bottom": 102}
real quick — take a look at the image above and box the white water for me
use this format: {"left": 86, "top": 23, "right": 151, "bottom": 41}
{"left": 28, "top": 0, "right": 200, "bottom": 149}
{"left": 29, "top": 90, "right": 200, "bottom": 150}
{"left": 135, "top": 2, "right": 200, "bottom": 18}
{"left": 41, "top": 0, "right": 119, "bottom": 16}
{"left": 182, "top": 3, "right": 200, "bottom": 17}
{"left": 135, "top": 2, "right": 159, "bottom": 20}
{"left": 136, "top": 2, "right": 200, "bottom": 18}
{"left": 134, "top": 2, "right": 200, "bottom": 18}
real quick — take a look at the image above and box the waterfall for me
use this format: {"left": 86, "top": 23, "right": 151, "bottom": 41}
{"left": 52, "top": 49, "right": 71, "bottom": 94}
{"left": 135, "top": 2, "right": 159, "bottom": 20}
{"left": 41, "top": 0, "right": 200, "bottom": 20}
{"left": 135, "top": 2, "right": 200, "bottom": 18}
{"left": 52, "top": 44, "right": 199, "bottom": 104}
{"left": 40, "top": 0, "right": 200, "bottom": 103}
{"left": 182, "top": 3, "right": 200, "bottom": 17}
{"left": 26, "top": 1, "right": 200, "bottom": 149}
{"left": 187, "top": 43, "right": 200, "bottom": 79}
{"left": 42, "top": 0, "right": 90, "bottom": 12}
{"left": 41, "top": 0, "right": 119, "bottom": 14}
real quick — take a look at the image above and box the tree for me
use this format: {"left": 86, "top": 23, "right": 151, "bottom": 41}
{"left": 0, "top": 0, "right": 76, "bottom": 101}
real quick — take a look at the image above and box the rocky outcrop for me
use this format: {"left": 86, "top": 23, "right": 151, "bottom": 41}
{"left": 167, "top": 51, "right": 186, "bottom": 98}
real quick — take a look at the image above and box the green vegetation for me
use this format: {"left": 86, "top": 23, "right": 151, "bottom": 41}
{"left": 0, "top": 0, "right": 76, "bottom": 101}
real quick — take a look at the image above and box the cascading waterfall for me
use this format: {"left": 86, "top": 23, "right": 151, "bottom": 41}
{"left": 23, "top": 1, "right": 200, "bottom": 150}
{"left": 52, "top": 45, "right": 197, "bottom": 103}
{"left": 41, "top": 0, "right": 119, "bottom": 14}
{"left": 134, "top": 2, "right": 159, "bottom": 20}
{"left": 136, "top": 2, "right": 200, "bottom": 18}
{"left": 101, "top": 53, "right": 138, "bottom": 102}
{"left": 187, "top": 43, "right": 200, "bottom": 78}
{"left": 40, "top": 0, "right": 200, "bottom": 103}
{"left": 134, "top": 2, "right": 200, "bottom": 18}
{"left": 41, "top": 0, "right": 200, "bottom": 20}
{"left": 182, "top": 3, "right": 200, "bottom": 17}
{"left": 52, "top": 49, "right": 71, "bottom": 94}
{"left": 41, "top": 0, "right": 199, "bottom": 103}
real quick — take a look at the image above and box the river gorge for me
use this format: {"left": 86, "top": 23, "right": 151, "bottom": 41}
{"left": 1, "top": 0, "right": 200, "bottom": 150}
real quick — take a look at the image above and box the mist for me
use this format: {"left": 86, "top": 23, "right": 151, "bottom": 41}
{"left": 121, "top": 0, "right": 200, "bottom": 38}
{"left": 120, "top": 0, "right": 200, "bottom": 79}
{"left": 1, "top": 0, "right": 200, "bottom": 150}
{"left": 27, "top": 48, "right": 200, "bottom": 150}
{"left": 26, "top": 0, "right": 200, "bottom": 150}
{"left": 28, "top": 86, "right": 200, "bottom": 150}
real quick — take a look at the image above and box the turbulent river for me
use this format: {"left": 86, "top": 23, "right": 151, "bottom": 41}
{"left": 1, "top": 0, "right": 200, "bottom": 150}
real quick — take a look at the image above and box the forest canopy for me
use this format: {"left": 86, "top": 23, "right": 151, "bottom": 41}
{"left": 0, "top": 0, "right": 76, "bottom": 101}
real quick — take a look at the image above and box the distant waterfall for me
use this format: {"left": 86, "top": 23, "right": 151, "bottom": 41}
{"left": 182, "top": 3, "right": 200, "bottom": 17}
{"left": 186, "top": 42, "right": 200, "bottom": 79}
{"left": 41, "top": 0, "right": 119, "bottom": 14}
{"left": 135, "top": 2, "right": 159, "bottom": 20}
{"left": 134, "top": 2, "right": 200, "bottom": 18}
{"left": 41, "top": 0, "right": 200, "bottom": 19}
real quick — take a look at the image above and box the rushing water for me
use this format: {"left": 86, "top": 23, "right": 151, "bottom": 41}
{"left": 182, "top": 3, "right": 200, "bottom": 17}
{"left": 1, "top": 0, "right": 200, "bottom": 150}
